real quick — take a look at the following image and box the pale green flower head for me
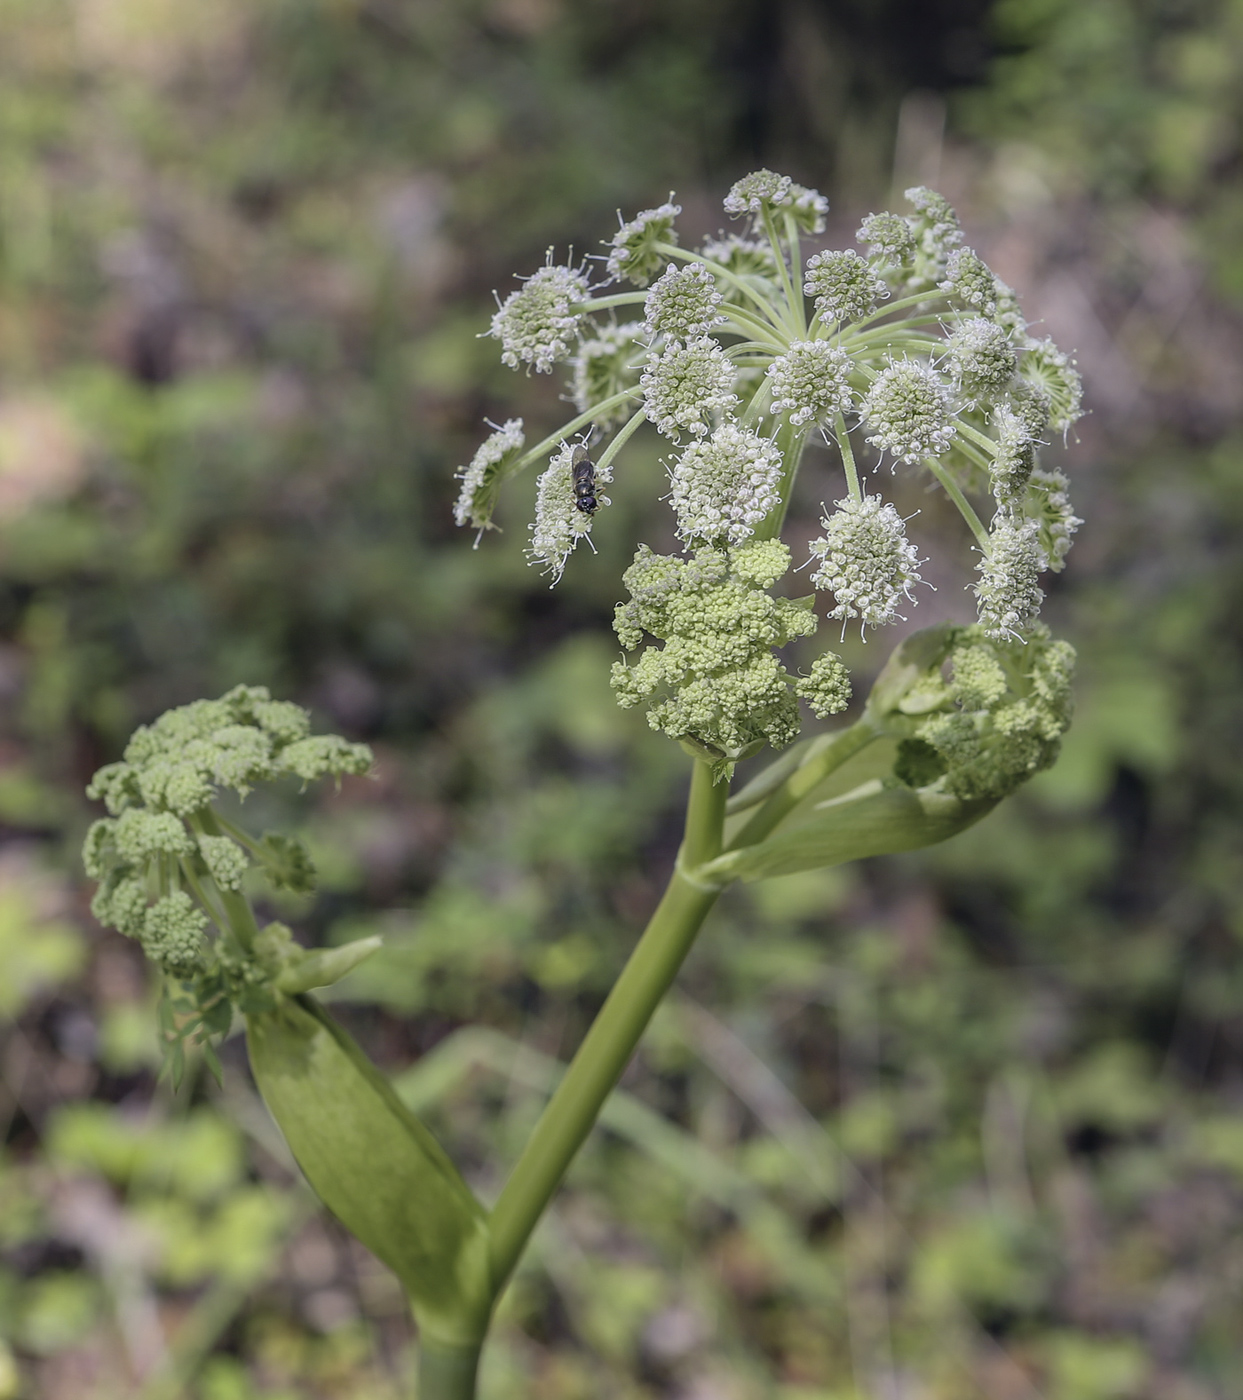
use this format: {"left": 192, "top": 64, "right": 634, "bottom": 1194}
{"left": 803, "top": 249, "right": 887, "bottom": 326}
{"left": 670, "top": 423, "right": 782, "bottom": 546}
{"left": 810, "top": 495, "right": 925, "bottom": 632}
{"left": 453, "top": 418, "right": 525, "bottom": 532}
{"left": 605, "top": 199, "right": 681, "bottom": 287}
{"left": 873, "top": 623, "right": 1076, "bottom": 803}
{"left": 643, "top": 263, "right": 726, "bottom": 341}
{"left": 489, "top": 258, "right": 591, "bottom": 372}
{"left": 83, "top": 687, "right": 375, "bottom": 1071}
{"left": 947, "top": 317, "right": 1016, "bottom": 409}
{"left": 974, "top": 514, "right": 1046, "bottom": 640}
{"left": 766, "top": 341, "right": 853, "bottom": 427}
{"left": 863, "top": 359, "right": 957, "bottom": 464}
{"left": 641, "top": 338, "right": 737, "bottom": 440}
{"left": 458, "top": 175, "right": 1083, "bottom": 773}
{"left": 570, "top": 324, "right": 646, "bottom": 429}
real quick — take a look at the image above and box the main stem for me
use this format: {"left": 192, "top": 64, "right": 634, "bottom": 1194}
{"left": 486, "top": 759, "right": 727, "bottom": 1295}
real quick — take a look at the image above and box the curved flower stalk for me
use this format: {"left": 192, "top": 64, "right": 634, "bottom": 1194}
{"left": 85, "top": 175, "right": 1084, "bottom": 1400}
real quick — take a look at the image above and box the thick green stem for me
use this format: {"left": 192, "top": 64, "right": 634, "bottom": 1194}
{"left": 486, "top": 760, "right": 727, "bottom": 1294}
{"left": 418, "top": 1339, "right": 482, "bottom": 1400}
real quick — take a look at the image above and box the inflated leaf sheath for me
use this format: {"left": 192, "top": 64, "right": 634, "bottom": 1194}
{"left": 246, "top": 996, "right": 492, "bottom": 1344}
{"left": 704, "top": 779, "right": 996, "bottom": 882}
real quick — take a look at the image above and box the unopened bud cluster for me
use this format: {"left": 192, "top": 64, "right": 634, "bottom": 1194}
{"left": 462, "top": 175, "right": 1082, "bottom": 766}
{"left": 83, "top": 686, "right": 372, "bottom": 1037}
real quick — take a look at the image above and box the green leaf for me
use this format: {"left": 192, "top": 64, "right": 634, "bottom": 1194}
{"left": 703, "top": 779, "right": 997, "bottom": 882}
{"left": 245, "top": 995, "right": 492, "bottom": 1346}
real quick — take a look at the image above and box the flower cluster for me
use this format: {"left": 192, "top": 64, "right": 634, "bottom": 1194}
{"left": 460, "top": 175, "right": 1083, "bottom": 763}
{"left": 766, "top": 341, "right": 853, "bottom": 426}
{"left": 643, "top": 264, "right": 725, "bottom": 340}
{"left": 84, "top": 688, "right": 368, "bottom": 981}
{"left": 529, "top": 440, "right": 613, "bottom": 581}
{"left": 489, "top": 259, "right": 590, "bottom": 372}
{"left": 810, "top": 495, "right": 924, "bottom": 631}
{"left": 669, "top": 423, "right": 782, "bottom": 546}
{"left": 611, "top": 540, "right": 846, "bottom": 769}
{"left": 863, "top": 360, "right": 956, "bottom": 464}
{"left": 876, "top": 624, "right": 1076, "bottom": 802}
{"left": 803, "top": 250, "right": 886, "bottom": 326}
{"left": 642, "top": 339, "right": 737, "bottom": 440}
{"left": 606, "top": 200, "right": 681, "bottom": 286}
{"left": 453, "top": 419, "right": 525, "bottom": 531}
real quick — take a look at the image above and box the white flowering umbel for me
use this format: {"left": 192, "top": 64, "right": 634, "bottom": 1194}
{"left": 670, "top": 423, "right": 782, "bottom": 546}
{"left": 767, "top": 341, "right": 853, "bottom": 426}
{"left": 571, "top": 323, "right": 646, "bottom": 428}
{"left": 974, "top": 514, "right": 1046, "bottom": 640}
{"left": 529, "top": 441, "right": 612, "bottom": 581}
{"left": 606, "top": 200, "right": 681, "bottom": 286}
{"left": 863, "top": 360, "right": 956, "bottom": 464}
{"left": 489, "top": 258, "right": 591, "bottom": 372}
{"left": 810, "top": 496, "right": 924, "bottom": 631}
{"left": 643, "top": 264, "right": 725, "bottom": 341}
{"left": 453, "top": 419, "right": 525, "bottom": 531}
{"left": 641, "top": 338, "right": 737, "bottom": 439}
{"left": 457, "top": 176, "right": 1083, "bottom": 767}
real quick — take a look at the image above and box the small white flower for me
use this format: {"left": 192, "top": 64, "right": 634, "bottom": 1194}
{"left": 641, "top": 338, "right": 737, "bottom": 440}
{"left": 670, "top": 423, "right": 783, "bottom": 546}
{"left": 605, "top": 200, "right": 682, "bottom": 287}
{"left": 724, "top": 169, "right": 793, "bottom": 218}
{"left": 528, "top": 441, "right": 612, "bottom": 582}
{"left": 804, "top": 249, "right": 888, "bottom": 326}
{"left": 948, "top": 316, "right": 1016, "bottom": 408}
{"left": 643, "top": 263, "right": 726, "bottom": 341}
{"left": 766, "top": 341, "right": 854, "bottom": 426}
{"left": 862, "top": 360, "right": 957, "bottom": 464}
{"left": 809, "top": 494, "right": 925, "bottom": 630}
{"left": 490, "top": 258, "right": 591, "bottom": 372}
{"left": 453, "top": 418, "right": 525, "bottom": 530}
{"left": 974, "top": 513, "right": 1046, "bottom": 639}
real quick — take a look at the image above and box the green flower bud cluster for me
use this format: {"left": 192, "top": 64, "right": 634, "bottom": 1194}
{"left": 83, "top": 686, "right": 373, "bottom": 1064}
{"left": 611, "top": 540, "right": 847, "bottom": 770}
{"left": 878, "top": 624, "right": 1076, "bottom": 803}
{"left": 463, "top": 175, "right": 1083, "bottom": 767}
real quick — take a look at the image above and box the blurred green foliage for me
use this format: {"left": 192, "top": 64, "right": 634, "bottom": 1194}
{"left": 0, "top": 0, "right": 1242, "bottom": 1397}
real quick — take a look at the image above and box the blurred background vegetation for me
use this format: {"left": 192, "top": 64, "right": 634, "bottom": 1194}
{"left": 1, "top": 0, "right": 1242, "bottom": 1396}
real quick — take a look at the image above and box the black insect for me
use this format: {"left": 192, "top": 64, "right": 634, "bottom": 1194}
{"left": 571, "top": 445, "right": 599, "bottom": 515}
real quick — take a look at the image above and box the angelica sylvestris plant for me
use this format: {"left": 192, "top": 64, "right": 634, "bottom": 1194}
{"left": 84, "top": 176, "right": 1083, "bottom": 1400}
